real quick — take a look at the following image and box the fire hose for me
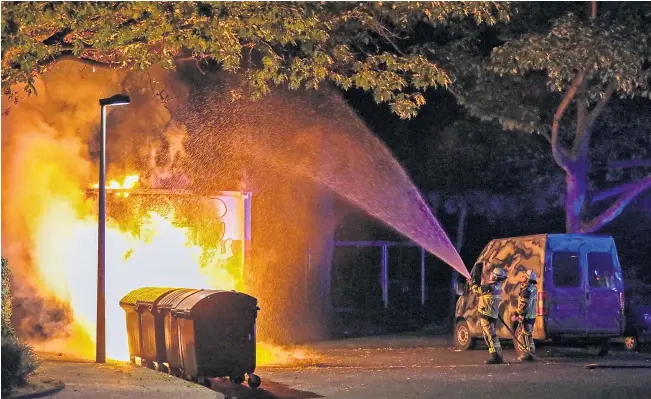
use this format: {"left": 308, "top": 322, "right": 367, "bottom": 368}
{"left": 496, "top": 314, "right": 542, "bottom": 361}
{"left": 496, "top": 314, "right": 651, "bottom": 369}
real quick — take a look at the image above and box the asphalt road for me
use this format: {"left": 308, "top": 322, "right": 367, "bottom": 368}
{"left": 207, "top": 335, "right": 651, "bottom": 399}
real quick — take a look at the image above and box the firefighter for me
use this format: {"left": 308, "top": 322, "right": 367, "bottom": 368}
{"left": 513, "top": 269, "right": 538, "bottom": 361}
{"left": 472, "top": 267, "right": 507, "bottom": 364}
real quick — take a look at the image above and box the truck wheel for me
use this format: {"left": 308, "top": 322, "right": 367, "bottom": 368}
{"left": 248, "top": 374, "right": 261, "bottom": 389}
{"left": 454, "top": 320, "right": 476, "bottom": 350}
{"left": 624, "top": 336, "right": 639, "bottom": 352}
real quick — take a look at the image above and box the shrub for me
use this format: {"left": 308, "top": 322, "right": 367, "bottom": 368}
{"left": 1, "top": 257, "right": 14, "bottom": 338}
{"left": 1, "top": 257, "right": 39, "bottom": 395}
{"left": 1, "top": 335, "right": 39, "bottom": 394}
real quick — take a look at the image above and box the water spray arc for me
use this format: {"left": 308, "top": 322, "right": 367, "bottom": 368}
{"left": 97, "top": 94, "right": 131, "bottom": 364}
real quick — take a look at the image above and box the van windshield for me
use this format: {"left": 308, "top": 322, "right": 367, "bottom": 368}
{"left": 587, "top": 252, "right": 621, "bottom": 289}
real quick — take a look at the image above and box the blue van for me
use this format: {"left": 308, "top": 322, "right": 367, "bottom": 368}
{"left": 453, "top": 234, "right": 625, "bottom": 356}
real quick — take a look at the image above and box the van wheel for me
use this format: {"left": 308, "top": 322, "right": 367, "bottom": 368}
{"left": 595, "top": 338, "right": 611, "bottom": 357}
{"left": 624, "top": 336, "right": 639, "bottom": 352}
{"left": 454, "top": 320, "right": 475, "bottom": 350}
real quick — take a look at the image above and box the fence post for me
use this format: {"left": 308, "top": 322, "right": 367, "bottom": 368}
{"left": 420, "top": 247, "right": 426, "bottom": 307}
{"left": 381, "top": 245, "right": 389, "bottom": 308}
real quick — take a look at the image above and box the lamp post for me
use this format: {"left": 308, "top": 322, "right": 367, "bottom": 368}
{"left": 96, "top": 94, "right": 130, "bottom": 364}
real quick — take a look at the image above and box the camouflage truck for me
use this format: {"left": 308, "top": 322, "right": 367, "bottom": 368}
{"left": 453, "top": 234, "right": 625, "bottom": 357}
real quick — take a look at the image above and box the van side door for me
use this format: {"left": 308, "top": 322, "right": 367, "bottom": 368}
{"left": 546, "top": 251, "right": 586, "bottom": 334}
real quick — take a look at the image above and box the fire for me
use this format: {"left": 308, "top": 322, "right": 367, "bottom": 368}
{"left": 31, "top": 197, "right": 239, "bottom": 361}
{"left": 91, "top": 174, "right": 140, "bottom": 190}
{"left": 26, "top": 173, "right": 304, "bottom": 366}
{"left": 90, "top": 174, "right": 140, "bottom": 198}
{"left": 256, "top": 342, "right": 316, "bottom": 366}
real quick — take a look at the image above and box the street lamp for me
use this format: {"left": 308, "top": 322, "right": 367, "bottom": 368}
{"left": 96, "top": 94, "right": 130, "bottom": 364}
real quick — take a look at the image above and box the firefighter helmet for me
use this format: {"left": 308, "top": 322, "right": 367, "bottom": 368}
{"left": 491, "top": 267, "right": 507, "bottom": 281}
{"left": 525, "top": 269, "right": 538, "bottom": 282}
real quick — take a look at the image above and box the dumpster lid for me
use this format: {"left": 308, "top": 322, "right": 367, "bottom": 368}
{"left": 172, "top": 289, "right": 257, "bottom": 315}
{"left": 119, "top": 287, "right": 180, "bottom": 308}
{"left": 156, "top": 288, "right": 200, "bottom": 310}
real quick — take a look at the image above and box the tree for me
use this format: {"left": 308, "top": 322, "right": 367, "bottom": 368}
{"left": 1, "top": 1, "right": 511, "bottom": 117}
{"left": 447, "top": 2, "right": 651, "bottom": 233}
{"left": 426, "top": 119, "right": 564, "bottom": 245}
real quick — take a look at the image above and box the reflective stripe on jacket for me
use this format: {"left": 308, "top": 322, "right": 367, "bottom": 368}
{"left": 473, "top": 282, "right": 503, "bottom": 319}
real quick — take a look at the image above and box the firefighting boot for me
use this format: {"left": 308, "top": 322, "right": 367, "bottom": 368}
{"left": 485, "top": 352, "right": 504, "bottom": 364}
{"left": 518, "top": 353, "right": 534, "bottom": 362}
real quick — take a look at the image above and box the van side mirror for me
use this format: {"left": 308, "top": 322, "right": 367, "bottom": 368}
{"left": 453, "top": 277, "right": 466, "bottom": 296}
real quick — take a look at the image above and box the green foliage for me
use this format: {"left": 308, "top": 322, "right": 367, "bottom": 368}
{"left": 1, "top": 257, "right": 39, "bottom": 395}
{"left": 453, "top": 2, "right": 651, "bottom": 132}
{"left": 1, "top": 1, "right": 511, "bottom": 118}
{"left": 1, "top": 257, "right": 14, "bottom": 339}
{"left": 490, "top": 9, "right": 651, "bottom": 100}
{"left": 1, "top": 335, "right": 39, "bottom": 395}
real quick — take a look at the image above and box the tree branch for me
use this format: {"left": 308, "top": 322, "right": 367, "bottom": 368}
{"left": 539, "top": 130, "right": 552, "bottom": 144}
{"left": 586, "top": 81, "right": 618, "bottom": 127}
{"left": 591, "top": 174, "right": 651, "bottom": 204}
{"left": 604, "top": 159, "right": 651, "bottom": 170}
{"left": 552, "top": 71, "right": 585, "bottom": 170}
{"left": 582, "top": 174, "right": 651, "bottom": 232}
{"left": 42, "top": 51, "right": 123, "bottom": 69}
{"left": 572, "top": 82, "right": 589, "bottom": 159}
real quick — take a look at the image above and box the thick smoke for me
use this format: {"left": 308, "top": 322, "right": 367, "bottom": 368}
{"left": 0, "top": 61, "right": 186, "bottom": 348}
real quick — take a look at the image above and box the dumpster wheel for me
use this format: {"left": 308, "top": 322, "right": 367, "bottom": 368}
{"left": 197, "top": 375, "right": 212, "bottom": 387}
{"left": 229, "top": 375, "right": 245, "bottom": 385}
{"left": 247, "top": 373, "right": 261, "bottom": 389}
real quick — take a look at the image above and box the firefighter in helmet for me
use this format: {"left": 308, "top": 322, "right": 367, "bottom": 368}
{"left": 472, "top": 267, "right": 507, "bottom": 364}
{"left": 512, "top": 269, "right": 538, "bottom": 361}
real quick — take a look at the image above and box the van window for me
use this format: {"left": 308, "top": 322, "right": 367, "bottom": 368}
{"left": 587, "top": 252, "right": 619, "bottom": 288}
{"left": 552, "top": 252, "right": 581, "bottom": 287}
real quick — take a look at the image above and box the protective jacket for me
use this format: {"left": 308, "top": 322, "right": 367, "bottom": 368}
{"left": 473, "top": 282, "right": 503, "bottom": 319}
{"left": 517, "top": 282, "right": 537, "bottom": 320}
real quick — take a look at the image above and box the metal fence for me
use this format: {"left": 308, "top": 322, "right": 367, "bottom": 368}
{"left": 334, "top": 241, "right": 427, "bottom": 309}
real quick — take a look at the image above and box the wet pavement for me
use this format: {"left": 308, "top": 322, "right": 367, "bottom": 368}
{"left": 211, "top": 335, "right": 651, "bottom": 399}
{"left": 36, "top": 335, "right": 651, "bottom": 399}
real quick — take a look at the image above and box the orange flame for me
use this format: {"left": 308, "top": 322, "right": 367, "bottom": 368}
{"left": 90, "top": 174, "right": 140, "bottom": 198}
{"left": 28, "top": 173, "right": 307, "bottom": 366}
{"left": 31, "top": 199, "right": 239, "bottom": 361}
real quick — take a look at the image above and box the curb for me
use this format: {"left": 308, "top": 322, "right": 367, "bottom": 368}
{"left": 9, "top": 382, "right": 66, "bottom": 399}
{"left": 585, "top": 363, "right": 651, "bottom": 369}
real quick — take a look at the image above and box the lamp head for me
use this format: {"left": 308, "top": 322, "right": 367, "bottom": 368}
{"left": 99, "top": 94, "right": 131, "bottom": 106}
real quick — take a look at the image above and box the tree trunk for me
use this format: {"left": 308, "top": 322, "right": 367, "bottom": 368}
{"left": 564, "top": 161, "right": 590, "bottom": 233}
